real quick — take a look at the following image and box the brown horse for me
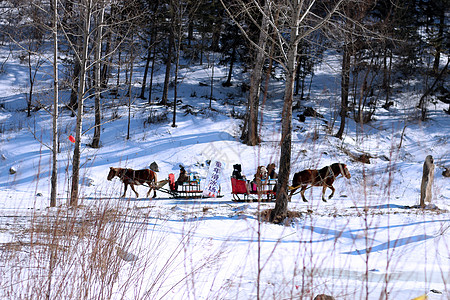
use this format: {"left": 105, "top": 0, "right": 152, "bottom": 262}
{"left": 290, "top": 163, "right": 351, "bottom": 202}
{"left": 107, "top": 167, "right": 157, "bottom": 198}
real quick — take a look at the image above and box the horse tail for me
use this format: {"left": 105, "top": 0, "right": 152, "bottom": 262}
{"left": 291, "top": 172, "right": 303, "bottom": 193}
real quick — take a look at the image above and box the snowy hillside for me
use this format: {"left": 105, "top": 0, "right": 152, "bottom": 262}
{"left": 0, "top": 45, "right": 449, "bottom": 300}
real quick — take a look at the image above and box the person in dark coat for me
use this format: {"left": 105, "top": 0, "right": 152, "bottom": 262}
{"left": 175, "top": 165, "right": 189, "bottom": 189}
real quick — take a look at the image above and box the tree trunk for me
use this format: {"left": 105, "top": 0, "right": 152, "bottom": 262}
{"left": 100, "top": 16, "right": 112, "bottom": 89}
{"left": 162, "top": 29, "right": 174, "bottom": 106}
{"left": 115, "top": 50, "right": 121, "bottom": 97}
{"left": 68, "top": 60, "right": 80, "bottom": 114}
{"left": 224, "top": 44, "right": 235, "bottom": 86}
{"left": 91, "top": 3, "right": 105, "bottom": 149}
{"left": 172, "top": 30, "right": 180, "bottom": 127}
{"left": 432, "top": 10, "right": 445, "bottom": 74}
{"left": 336, "top": 44, "right": 351, "bottom": 139}
{"left": 127, "top": 44, "right": 135, "bottom": 140}
{"left": 382, "top": 47, "right": 393, "bottom": 109}
{"left": 271, "top": 55, "right": 296, "bottom": 222}
{"left": 26, "top": 51, "right": 34, "bottom": 117}
{"left": 139, "top": 45, "right": 152, "bottom": 99}
{"left": 70, "top": 0, "right": 92, "bottom": 207}
{"left": 420, "top": 155, "right": 434, "bottom": 207}
{"left": 172, "top": 46, "right": 179, "bottom": 127}
{"left": 148, "top": 44, "right": 156, "bottom": 103}
{"left": 242, "top": 1, "right": 270, "bottom": 146}
{"left": 294, "top": 60, "right": 300, "bottom": 96}
{"left": 271, "top": 3, "right": 300, "bottom": 223}
{"left": 50, "top": 0, "right": 58, "bottom": 208}
{"left": 209, "top": 53, "right": 214, "bottom": 108}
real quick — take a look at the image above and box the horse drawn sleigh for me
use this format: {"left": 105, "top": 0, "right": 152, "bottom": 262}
{"left": 230, "top": 164, "right": 278, "bottom": 202}
{"left": 156, "top": 172, "right": 222, "bottom": 198}
{"left": 107, "top": 163, "right": 222, "bottom": 199}
{"left": 230, "top": 162, "right": 351, "bottom": 203}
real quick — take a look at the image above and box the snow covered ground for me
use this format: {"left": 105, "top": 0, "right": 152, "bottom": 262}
{"left": 0, "top": 47, "right": 449, "bottom": 299}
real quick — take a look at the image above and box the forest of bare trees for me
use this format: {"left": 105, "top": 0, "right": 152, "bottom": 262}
{"left": 0, "top": 0, "right": 447, "bottom": 219}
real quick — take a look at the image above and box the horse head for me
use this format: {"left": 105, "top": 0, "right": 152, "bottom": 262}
{"left": 107, "top": 167, "right": 118, "bottom": 181}
{"left": 334, "top": 163, "right": 351, "bottom": 179}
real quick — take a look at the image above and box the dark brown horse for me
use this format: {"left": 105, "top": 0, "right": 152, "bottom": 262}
{"left": 290, "top": 163, "right": 351, "bottom": 202}
{"left": 107, "top": 167, "right": 157, "bottom": 198}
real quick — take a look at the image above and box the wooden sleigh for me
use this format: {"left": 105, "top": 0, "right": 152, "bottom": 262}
{"left": 231, "top": 177, "right": 277, "bottom": 202}
{"left": 156, "top": 173, "right": 222, "bottom": 199}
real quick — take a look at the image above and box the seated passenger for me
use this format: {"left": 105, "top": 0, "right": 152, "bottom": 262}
{"left": 267, "top": 163, "right": 278, "bottom": 179}
{"left": 175, "top": 166, "right": 189, "bottom": 189}
{"left": 252, "top": 166, "right": 268, "bottom": 192}
{"left": 232, "top": 164, "right": 244, "bottom": 180}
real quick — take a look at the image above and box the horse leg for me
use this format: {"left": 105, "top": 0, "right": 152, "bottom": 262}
{"left": 152, "top": 174, "right": 157, "bottom": 198}
{"left": 328, "top": 185, "right": 335, "bottom": 199}
{"left": 301, "top": 186, "right": 308, "bottom": 202}
{"left": 130, "top": 184, "right": 139, "bottom": 198}
{"left": 321, "top": 186, "right": 328, "bottom": 202}
{"left": 122, "top": 183, "right": 128, "bottom": 198}
{"left": 146, "top": 185, "right": 156, "bottom": 198}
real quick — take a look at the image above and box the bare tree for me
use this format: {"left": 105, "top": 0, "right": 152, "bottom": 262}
{"left": 69, "top": 0, "right": 93, "bottom": 206}
{"left": 25, "top": 49, "right": 44, "bottom": 117}
{"left": 162, "top": 23, "right": 174, "bottom": 106}
{"left": 335, "top": 0, "right": 374, "bottom": 139}
{"left": 63, "top": 0, "right": 138, "bottom": 205}
{"left": 243, "top": 0, "right": 270, "bottom": 146}
{"left": 9, "top": 1, "right": 46, "bottom": 117}
{"left": 170, "top": 0, "right": 183, "bottom": 127}
{"left": 138, "top": 1, "right": 160, "bottom": 102}
{"left": 222, "top": 0, "right": 345, "bottom": 222}
{"left": 91, "top": 0, "right": 105, "bottom": 148}
{"left": 6, "top": 0, "right": 59, "bottom": 207}
{"left": 50, "top": 0, "right": 59, "bottom": 208}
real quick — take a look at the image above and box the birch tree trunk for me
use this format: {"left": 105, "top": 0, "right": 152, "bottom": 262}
{"left": 91, "top": 2, "right": 105, "bottom": 148}
{"left": 50, "top": 0, "right": 58, "bottom": 208}
{"left": 70, "top": 0, "right": 92, "bottom": 206}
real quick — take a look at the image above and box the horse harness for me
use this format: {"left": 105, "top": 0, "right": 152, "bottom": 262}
{"left": 118, "top": 168, "right": 155, "bottom": 188}
{"left": 289, "top": 166, "right": 336, "bottom": 195}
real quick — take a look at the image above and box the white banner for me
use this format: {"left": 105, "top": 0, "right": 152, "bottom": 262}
{"left": 202, "top": 160, "right": 225, "bottom": 198}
